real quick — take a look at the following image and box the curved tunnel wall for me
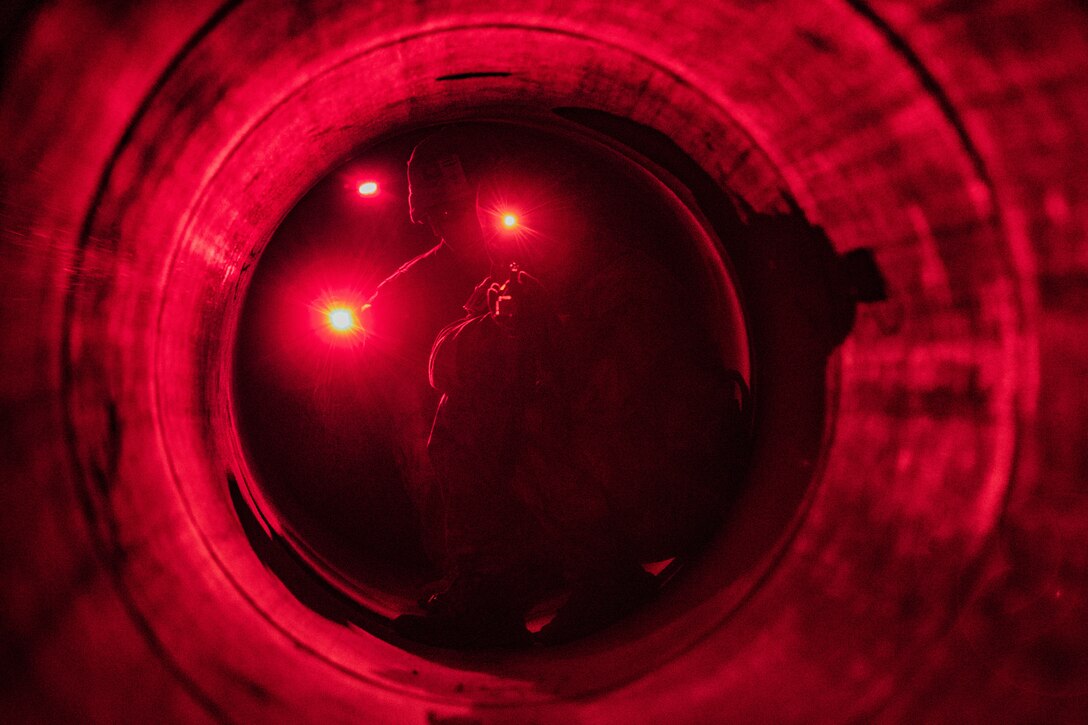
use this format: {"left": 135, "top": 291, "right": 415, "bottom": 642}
{"left": 1, "top": 0, "right": 1086, "bottom": 721}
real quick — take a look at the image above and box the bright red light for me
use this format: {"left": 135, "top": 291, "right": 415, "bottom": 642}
{"left": 501, "top": 213, "right": 518, "bottom": 229}
{"left": 328, "top": 307, "right": 356, "bottom": 332}
{"left": 312, "top": 293, "right": 368, "bottom": 346}
{"left": 357, "top": 181, "right": 379, "bottom": 196}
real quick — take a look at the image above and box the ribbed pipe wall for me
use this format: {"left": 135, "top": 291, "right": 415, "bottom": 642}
{"left": 1, "top": 1, "right": 1086, "bottom": 721}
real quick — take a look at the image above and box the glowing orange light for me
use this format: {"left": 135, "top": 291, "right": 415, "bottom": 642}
{"left": 357, "top": 181, "right": 379, "bottom": 196}
{"left": 327, "top": 306, "right": 356, "bottom": 333}
{"left": 501, "top": 213, "right": 518, "bottom": 229}
{"left": 313, "top": 295, "right": 368, "bottom": 345}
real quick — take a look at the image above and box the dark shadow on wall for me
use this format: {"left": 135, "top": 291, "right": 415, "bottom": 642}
{"left": 552, "top": 108, "right": 887, "bottom": 600}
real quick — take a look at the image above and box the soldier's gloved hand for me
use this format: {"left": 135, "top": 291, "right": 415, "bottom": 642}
{"left": 487, "top": 265, "right": 546, "bottom": 334}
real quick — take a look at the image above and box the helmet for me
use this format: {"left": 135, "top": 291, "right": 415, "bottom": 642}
{"left": 407, "top": 127, "right": 492, "bottom": 224}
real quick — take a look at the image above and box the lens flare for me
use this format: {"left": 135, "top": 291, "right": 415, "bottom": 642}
{"left": 357, "top": 181, "right": 379, "bottom": 196}
{"left": 312, "top": 295, "right": 369, "bottom": 346}
{"left": 501, "top": 213, "right": 518, "bottom": 229}
{"left": 327, "top": 306, "right": 356, "bottom": 333}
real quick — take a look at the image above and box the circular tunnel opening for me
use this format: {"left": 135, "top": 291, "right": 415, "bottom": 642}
{"left": 33, "top": 0, "right": 1040, "bottom": 714}
{"left": 230, "top": 118, "right": 768, "bottom": 647}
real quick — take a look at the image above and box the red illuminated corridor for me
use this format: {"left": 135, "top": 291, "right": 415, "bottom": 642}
{"left": 1, "top": 1, "right": 1087, "bottom": 722}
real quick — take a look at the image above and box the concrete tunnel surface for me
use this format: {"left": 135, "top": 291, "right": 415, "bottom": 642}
{"left": 1, "top": 0, "right": 1087, "bottom": 722}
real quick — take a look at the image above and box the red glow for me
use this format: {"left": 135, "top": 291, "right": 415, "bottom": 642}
{"left": 357, "top": 181, "right": 379, "bottom": 196}
{"left": 311, "top": 293, "right": 369, "bottom": 346}
{"left": 6, "top": 0, "right": 1088, "bottom": 721}
{"left": 327, "top": 306, "right": 356, "bottom": 332}
{"left": 501, "top": 212, "right": 518, "bottom": 229}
